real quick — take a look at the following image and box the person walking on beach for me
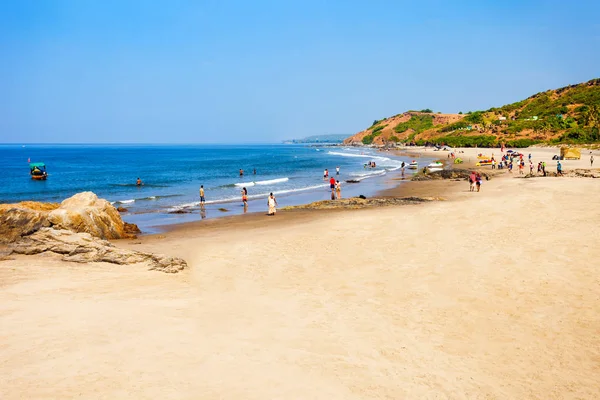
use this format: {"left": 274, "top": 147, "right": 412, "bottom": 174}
{"left": 557, "top": 161, "right": 563, "bottom": 176}
{"left": 335, "top": 180, "right": 341, "bottom": 199}
{"left": 518, "top": 161, "right": 524, "bottom": 175}
{"left": 542, "top": 161, "right": 547, "bottom": 177}
{"left": 241, "top": 187, "right": 248, "bottom": 206}
{"left": 475, "top": 173, "right": 482, "bottom": 192}
{"left": 336, "top": 166, "right": 340, "bottom": 175}
{"left": 529, "top": 161, "right": 534, "bottom": 174}
{"left": 469, "top": 171, "right": 476, "bottom": 192}
{"left": 401, "top": 161, "right": 405, "bottom": 178}
{"left": 491, "top": 159, "right": 496, "bottom": 170}
{"left": 537, "top": 162, "right": 542, "bottom": 174}
{"left": 267, "top": 193, "right": 277, "bottom": 215}
{"left": 199, "top": 185, "right": 205, "bottom": 204}
{"left": 591, "top": 154, "right": 594, "bottom": 167}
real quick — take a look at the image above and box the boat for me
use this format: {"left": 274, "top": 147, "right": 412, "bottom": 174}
{"left": 427, "top": 162, "right": 443, "bottom": 168}
{"left": 30, "top": 162, "right": 48, "bottom": 180}
{"left": 476, "top": 159, "right": 493, "bottom": 166}
{"left": 428, "top": 167, "right": 443, "bottom": 172}
{"left": 407, "top": 160, "right": 419, "bottom": 170}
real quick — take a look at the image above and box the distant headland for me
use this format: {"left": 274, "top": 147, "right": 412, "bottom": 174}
{"left": 344, "top": 78, "right": 600, "bottom": 147}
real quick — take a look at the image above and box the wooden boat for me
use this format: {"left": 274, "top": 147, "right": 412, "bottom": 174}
{"left": 407, "top": 161, "right": 419, "bottom": 170}
{"left": 30, "top": 162, "right": 48, "bottom": 180}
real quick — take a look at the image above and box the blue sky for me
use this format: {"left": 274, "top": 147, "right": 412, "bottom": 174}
{"left": 1, "top": 0, "right": 599, "bottom": 143}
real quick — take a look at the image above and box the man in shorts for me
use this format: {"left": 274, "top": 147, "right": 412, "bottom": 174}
{"left": 199, "top": 185, "right": 205, "bottom": 204}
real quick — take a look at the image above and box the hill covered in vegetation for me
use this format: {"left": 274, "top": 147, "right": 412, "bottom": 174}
{"left": 344, "top": 78, "right": 600, "bottom": 147}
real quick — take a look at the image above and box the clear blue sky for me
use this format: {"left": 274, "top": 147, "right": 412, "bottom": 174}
{"left": 1, "top": 0, "right": 599, "bottom": 143}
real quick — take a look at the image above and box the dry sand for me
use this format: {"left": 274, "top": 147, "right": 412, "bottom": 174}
{"left": 1, "top": 147, "right": 600, "bottom": 399}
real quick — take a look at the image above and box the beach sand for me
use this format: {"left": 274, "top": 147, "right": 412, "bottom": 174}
{"left": 1, "top": 147, "right": 599, "bottom": 399}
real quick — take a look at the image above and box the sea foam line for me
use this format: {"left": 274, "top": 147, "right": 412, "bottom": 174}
{"left": 167, "top": 183, "right": 327, "bottom": 211}
{"left": 234, "top": 177, "right": 289, "bottom": 187}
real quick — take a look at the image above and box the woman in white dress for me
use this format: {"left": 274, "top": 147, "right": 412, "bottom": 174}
{"left": 267, "top": 193, "right": 278, "bottom": 215}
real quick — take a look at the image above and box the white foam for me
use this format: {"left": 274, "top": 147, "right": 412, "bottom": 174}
{"left": 350, "top": 170, "right": 387, "bottom": 177}
{"left": 234, "top": 177, "right": 289, "bottom": 187}
{"left": 167, "top": 184, "right": 329, "bottom": 211}
{"left": 117, "top": 199, "right": 135, "bottom": 204}
{"left": 255, "top": 177, "right": 289, "bottom": 185}
{"left": 327, "top": 151, "right": 402, "bottom": 168}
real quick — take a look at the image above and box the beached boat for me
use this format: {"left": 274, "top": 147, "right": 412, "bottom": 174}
{"left": 30, "top": 162, "right": 48, "bottom": 180}
{"left": 476, "top": 159, "right": 493, "bottom": 166}
{"left": 408, "top": 161, "right": 418, "bottom": 170}
{"left": 428, "top": 167, "right": 443, "bottom": 172}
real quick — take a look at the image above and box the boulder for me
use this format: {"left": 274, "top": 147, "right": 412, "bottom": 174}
{"left": 412, "top": 169, "right": 492, "bottom": 181}
{"left": 47, "top": 192, "right": 134, "bottom": 240}
{"left": 10, "top": 228, "right": 187, "bottom": 273}
{"left": 124, "top": 222, "right": 141, "bottom": 235}
{"left": 0, "top": 207, "right": 52, "bottom": 244}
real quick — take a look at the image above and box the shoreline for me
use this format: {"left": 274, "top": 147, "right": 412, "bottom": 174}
{"left": 2, "top": 146, "right": 600, "bottom": 398}
{"left": 134, "top": 144, "right": 598, "bottom": 241}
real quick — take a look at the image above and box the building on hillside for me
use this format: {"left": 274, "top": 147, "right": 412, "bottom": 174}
{"left": 498, "top": 116, "right": 507, "bottom": 121}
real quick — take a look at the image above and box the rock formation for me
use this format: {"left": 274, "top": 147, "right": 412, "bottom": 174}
{"left": 11, "top": 228, "right": 186, "bottom": 273}
{"left": 411, "top": 169, "right": 492, "bottom": 181}
{"left": 0, "top": 207, "right": 52, "bottom": 244}
{"left": 48, "top": 192, "right": 135, "bottom": 240}
{"left": 281, "top": 196, "right": 439, "bottom": 210}
{"left": 0, "top": 192, "right": 185, "bottom": 273}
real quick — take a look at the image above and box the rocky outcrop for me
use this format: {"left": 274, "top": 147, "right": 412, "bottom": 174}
{"left": 411, "top": 169, "right": 492, "bottom": 181}
{"left": 0, "top": 193, "right": 180, "bottom": 273}
{"left": 10, "top": 228, "right": 187, "bottom": 273}
{"left": 523, "top": 169, "right": 600, "bottom": 179}
{"left": 282, "top": 196, "right": 439, "bottom": 210}
{"left": 0, "top": 207, "right": 52, "bottom": 244}
{"left": 48, "top": 192, "right": 134, "bottom": 240}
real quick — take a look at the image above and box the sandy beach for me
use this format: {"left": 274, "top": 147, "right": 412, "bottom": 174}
{"left": 1, "top": 147, "right": 599, "bottom": 399}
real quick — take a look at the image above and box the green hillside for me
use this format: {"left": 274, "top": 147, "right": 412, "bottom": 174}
{"left": 345, "top": 78, "right": 600, "bottom": 147}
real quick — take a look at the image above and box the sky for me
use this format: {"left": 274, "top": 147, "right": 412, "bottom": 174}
{"left": 1, "top": 0, "right": 599, "bottom": 144}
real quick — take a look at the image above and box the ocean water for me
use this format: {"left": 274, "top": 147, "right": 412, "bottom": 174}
{"left": 0, "top": 144, "right": 432, "bottom": 232}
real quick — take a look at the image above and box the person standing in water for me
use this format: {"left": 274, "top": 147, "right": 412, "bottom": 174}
{"left": 267, "top": 193, "right": 278, "bottom": 215}
{"left": 239, "top": 169, "right": 244, "bottom": 177}
{"left": 401, "top": 161, "right": 405, "bottom": 178}
{"left": 241, "top": 187, "right": 248, "bottom": 206}
{"left": 199, "top": 185, "right": 205, "bottom": 204}
{"left": 136, "top": 177, "right": 143, "bottom": 186}
{"left": 323, "top": 169, "right": 329, "bottom": 179}
{"left": 335, "top": 180, "right": 341, "bottom": 199}
{"left": 336, "top": 166, "right": 340, "bottom": 175}
{"left": 253, "top": 168, "right": 256, "bottom": 175}
{"left": 329, "top": 176, "right": 336, "bottom": 195}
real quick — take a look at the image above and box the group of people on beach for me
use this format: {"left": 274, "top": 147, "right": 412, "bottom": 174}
{"left": 468, "top": 171, "right": 483, "bottom": 192}
{"left": 324, "top": 167, "right": 342, "bottom": 199}
{"left": 199, "top": 182, "right": 278, "bottom": 216}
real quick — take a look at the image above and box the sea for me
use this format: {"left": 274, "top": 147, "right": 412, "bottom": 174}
{"left": 0, "top": 144, "right": 434, "bottom": 233}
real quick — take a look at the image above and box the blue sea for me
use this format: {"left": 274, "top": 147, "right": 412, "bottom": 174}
{"left": 0, "top": 144, "right": 432, "bottom": 232}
